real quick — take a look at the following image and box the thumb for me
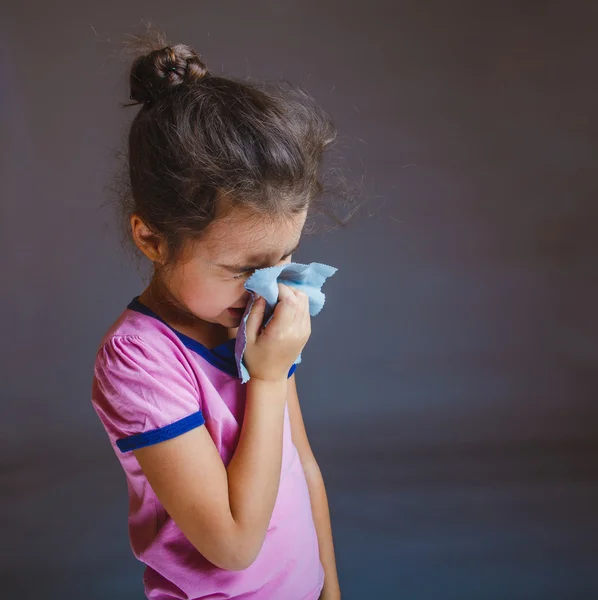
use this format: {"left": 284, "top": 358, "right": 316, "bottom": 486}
{"left": 244, "top": 296, "right": 266, "bottom": 343}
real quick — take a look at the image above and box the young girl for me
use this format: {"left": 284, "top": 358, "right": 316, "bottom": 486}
{"left": 91, "top": 31, "right": 341, "bottom": 600}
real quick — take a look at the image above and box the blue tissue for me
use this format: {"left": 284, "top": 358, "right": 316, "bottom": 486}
{"left": 234, "top": 262, "right": 338, "bottom": 383}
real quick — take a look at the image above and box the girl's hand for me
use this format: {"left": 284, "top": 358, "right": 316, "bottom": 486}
{"left": 243, "top": 283, "right": 311, "bottom": 383}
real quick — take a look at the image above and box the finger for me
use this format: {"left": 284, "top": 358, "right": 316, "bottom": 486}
{"left": 300, "top": 292, "right": 311, "bottom": 329}
{"left": 244, "top": 296, "right": 266, "bottom": 343}
{"left": 277, "top": 282, "right": 298, "bottom": 305}
{"left": 292, "top": 289, "right": 309, "bottom": 325}
{"left": 267, "top": 284, "right": 297, "bottom": 330}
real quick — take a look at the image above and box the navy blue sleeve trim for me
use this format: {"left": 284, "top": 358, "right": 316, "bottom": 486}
{"left": 116, "top": 410, "right": 205, "bottom": 453}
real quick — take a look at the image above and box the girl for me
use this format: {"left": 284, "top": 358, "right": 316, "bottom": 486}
{"left": 91, "top": 29, "right": 341, "bottom": 600}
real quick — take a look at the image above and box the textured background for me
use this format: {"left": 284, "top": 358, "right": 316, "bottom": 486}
{"left": 2, "top": 1, "right": 597, "bottom": 598}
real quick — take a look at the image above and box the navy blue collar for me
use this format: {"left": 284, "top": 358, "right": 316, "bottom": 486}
{"left": 127, "top": 296, "right": 239, "bottom": 377}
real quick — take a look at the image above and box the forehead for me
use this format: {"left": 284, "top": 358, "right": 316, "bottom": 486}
{"left": 201, "top": 208, "right": 307, "bottom": 261}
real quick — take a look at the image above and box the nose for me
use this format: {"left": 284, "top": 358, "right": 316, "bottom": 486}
{"left": 235, "top": 293, "right": 252, "bottom": 308}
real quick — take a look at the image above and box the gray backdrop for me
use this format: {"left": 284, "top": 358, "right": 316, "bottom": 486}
{"left": 2, "top": 1, "right": 597, "bottom": 599}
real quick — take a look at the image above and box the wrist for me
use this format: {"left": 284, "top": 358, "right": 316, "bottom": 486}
{"left": 247, "top": 376, "right": 288, "bottom": 387}
{"left": 245, "top": 378, "right": 288, "bottom": 412}
{"left": 246, "top": 377, "right": 288, "bottom": 399}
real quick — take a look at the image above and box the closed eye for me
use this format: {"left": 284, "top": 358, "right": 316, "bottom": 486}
{"left": 220, "top": 244, "right": 299, "bottom": 278}
{"left": 230, "top": 255, "right": 293, "bottom": 280}
{"left": 232, "top": 271, "right": 252, "bottom": 280}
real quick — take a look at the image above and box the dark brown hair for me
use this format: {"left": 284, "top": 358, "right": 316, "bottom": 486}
{"left": 116, "top": 27, "right": 357, "bottom": 268}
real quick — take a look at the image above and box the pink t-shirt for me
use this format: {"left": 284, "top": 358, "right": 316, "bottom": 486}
{"left": 91, "top": 296, "right": 324, "bottom": 600}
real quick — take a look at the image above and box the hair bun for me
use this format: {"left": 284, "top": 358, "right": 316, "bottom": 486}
{"left": 129, "top": 44, "right": 209, "bottom": 105}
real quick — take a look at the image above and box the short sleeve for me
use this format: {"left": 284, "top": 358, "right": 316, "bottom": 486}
{"left": 92, "top": 335, "right": 204, "bottom": 453}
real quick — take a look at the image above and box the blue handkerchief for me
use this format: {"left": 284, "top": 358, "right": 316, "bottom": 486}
{"left": 234, "top": 262, "right": 338, "bottom": 383}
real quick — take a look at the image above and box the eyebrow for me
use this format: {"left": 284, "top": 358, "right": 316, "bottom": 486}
{"left": 218, "top": 242, "right": 301, "bottom": 273}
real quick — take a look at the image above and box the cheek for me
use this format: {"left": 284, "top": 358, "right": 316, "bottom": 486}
{"left": 165, "top": 258, "right": 251, "bottom": 315}
{"left": 175, "top": 274, "right": 245, "bottom": 317}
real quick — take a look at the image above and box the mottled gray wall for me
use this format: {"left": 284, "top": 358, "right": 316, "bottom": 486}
{"left": 2, "top": 1, "right": 597, "bottom": 598}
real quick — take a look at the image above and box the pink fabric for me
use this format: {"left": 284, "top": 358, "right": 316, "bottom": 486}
{"left": 91, "top": 303, "right": 324, "bottom": 600}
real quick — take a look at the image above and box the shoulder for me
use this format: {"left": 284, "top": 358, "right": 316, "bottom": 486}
{"left": 92, "top": 333, "right": 205, "bottom": 448}
{"left": 94, "top": 302, "right": 202, "bottom": 377}
{"left": 96, "top": 303, "right": 184, "bottom": 356}
{"left": 93, "top": 332, "right": 200, "bottom": 403}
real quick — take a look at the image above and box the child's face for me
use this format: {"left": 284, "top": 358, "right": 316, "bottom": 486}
{"left": 161, "top": 208, "right": 308, "bottom": 328}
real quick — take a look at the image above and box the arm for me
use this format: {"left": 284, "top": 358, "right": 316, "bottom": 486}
{"left": 133, "top": 377, "right": 288, "bottom": 571}
{"left": 287, "top": 374, "right": 341, "bottom": 600}
{"left": 132, "top": 285, "right": 308, "bottom": 572}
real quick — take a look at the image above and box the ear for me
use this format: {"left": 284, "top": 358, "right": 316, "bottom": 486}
{"left": 130, "top": 214, "right": 167, "bottom": 264}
